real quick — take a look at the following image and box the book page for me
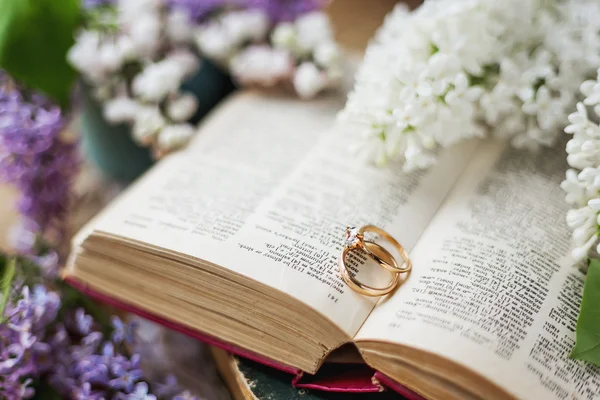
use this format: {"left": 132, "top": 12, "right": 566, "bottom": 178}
{"left": 356, "top": 140, "right": 600, "bottom": 398}
{"left": 86, "top": 91, "right": 477, "bottom": 336}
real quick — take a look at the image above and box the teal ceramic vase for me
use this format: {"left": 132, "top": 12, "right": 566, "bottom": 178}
{"left": 81, "top": 61, "right": 235, "bottom": 182}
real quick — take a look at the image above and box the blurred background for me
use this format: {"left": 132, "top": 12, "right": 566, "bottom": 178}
{"left": 0, "top": 0, "right": 419, "bottom": 251}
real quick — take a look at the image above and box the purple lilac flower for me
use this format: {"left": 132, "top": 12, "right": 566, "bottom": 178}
{"left": 48, "top": 324, "right": 71, "bottom": 350}
{"left": 0, "top": 73, "right": 80, "bottom": 261}
{"left": 77, "top": 358, "right": 110, "bottom": 384}
{"left": 167, "top": 0, "right": 230, "bottom": 21}
{"left": 74, "top": 307, "right": 94, "bottom": 335}
{"left": 30, "top": 284, "right": 61, "bottom": 327}
{"left": 111, "top": 315, "right": 138, "bottom": 345}
{"left": 0, "top": 97, "right": 177, "bottom": 394}
{"left": 0, "top": 377, "right": 35, "bottom": 400}
{"left": 153, "top": 375, "right": 180, "bottom": 398}
{"left": 47, "top": 364, "right": 78, "bottom": 396}
{"left": 47, "top": 310, "right": 143, "bottom": 398}
{"left": 168, "top": 0, "right": 327, "bottom": 23}
{"left": 32, "top": 341, "right": 53, "bottom": 373}
{"left": 0, "top": 261, "right": 185, "bottom": 400}
{"left": 128, "top": 382, "right": 157, "bottom": 400}
{"left": 71, "top": 331, "right": 104, "bottom": 360}
{"left": 2, "top": 284, "right": 197, "bottom": 400}
{"left": 7, "top": 222, "right": 37, "bottom": 254}
{"left": 0, "top": 342, "right": 24, "bottom": 374}
{"left": 11, "top": 285, "right": 60, "bottom": 332}
{"left": 73, "top": 382, "right": 106, "bottom": 400}
{"left": 245, "top": 0, "right": 329, "bottom": 22}
{"left": 99, "top": 341, "right": 116, "bottom": 360}
{"left": 45, "top": 307, "right": 172, "bottom": 399}
{"left": 0, "top": 285, "right": 59, "bottom": 399}
{"left": 109, "top": 363, "right": 145, "bottom": 392}
{"left": 33, "top": 250, "right": 60, "bottom": 278}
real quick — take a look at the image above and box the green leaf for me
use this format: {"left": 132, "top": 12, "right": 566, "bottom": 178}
{"left": 571, "top": 258, "right": 600, "bottom": 365}
{"left": 0, "top": 257, "right": 16, "bottom": 322}
{"left": 0, "top": 0, "right": 81, "bottom": 107}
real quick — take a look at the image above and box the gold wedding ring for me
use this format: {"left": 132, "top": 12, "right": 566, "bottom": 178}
{"left": 339, "top": 241, "right": 401, "bottom": 297}
{"left": 339, "top": 225, "right": 412, "bottom": 297}
{"left": 358, "top": 225, "right": 412, "bottom": 273}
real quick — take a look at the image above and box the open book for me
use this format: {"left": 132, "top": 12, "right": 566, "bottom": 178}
{"left": 64, "top": 90, "right": 599, "bottom": 400}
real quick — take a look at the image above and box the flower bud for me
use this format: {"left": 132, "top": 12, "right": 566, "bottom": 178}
{"left": 158, "top": 124, "right": 195, "bottom": 151}
{"left": 167, "top": 94, "right": 198, "bottom": 122}
{"left": 293, "top": 63, "right": 327, "bottom": 99}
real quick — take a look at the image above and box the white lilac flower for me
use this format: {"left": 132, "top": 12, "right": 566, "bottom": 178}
{"left": 191, "top": 6, "right": 341, "bottom": 99}
{"left": 230, "top": 46, "right": 294, "bottom": 86}
{"left": 157, "top": 124, "right": 195, "bottom": 152}
{"left": 116, "top": 35, "right": 137, "bottom": 62}
{"left": 68, "top": 31, "right": 106, "bottom": 83}
{"left": 73, "top": 0, "right": 342, "bottom": 160}
{"left": 271, "top": 23, "right": 296, "bottom": 49}
{"left": 166, "top": 50, "right": 200, "bottom": 77}
{"left": 294, "top": 62, "right": 329, "bottom": 99}
{"left": 127, "top": 12, "right": 162, "bottom": 57}
{"left": 132, "top": 52, "right": 198, "bottom": 102}
{"left": 167, "top": 94, "right": 198, "bottom": 122}
{"left": 103, "top": 96, "right": 140, "bottom": 124}
{"left": 71, "top": 0, "right": 203, "bottom": 157}
{"left": 118, "top": 0, "right": 161, "bottom": 24}
{"left": 566, "top": 199, "right": 600, "bottom": 261}
{"left": 581, "top": 75, "right": 600, "bottom": 106}
{"left": 294, "top": 11, "right": 333, "bottom": 54}
{"left": 98, "top": 42, "right": 124, "bottom": 73}
{"left": 167, "top": 9, "right": 194, "bottom": 44}
{"left": 444, "top": 73, "right": 482, "bottom": 113}
{"left": 194, "top": 23, "right": 237, "bottom": 61}
{"left": 133, "top": 106, "right": 166, "bottom": 144}
{"left": 221, "top": 9, "right": 269, "bottom": 45}
{"left": 565, "top": 103, "right": 600, "bottom": 170}
{"left": 132, "top": 64, "right": 181, "bottom": 102}
{"left": 563, "top": 77, "right": 600, "bottom": 260}
{"left": 561, "top": 169, "right": 589, "bottom": 207}
{"left": 314, "top": 41, "right": 341, "bottom": 69}
{"left": 194, "top": 9, "right": 270, "bottom": 63}
{"left": 341, "top": 0, "right": 600, "bottom": 171}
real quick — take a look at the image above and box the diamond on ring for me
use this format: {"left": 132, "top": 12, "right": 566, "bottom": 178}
{"left": 344, "top": 226, "right": 362, "bottom": 248}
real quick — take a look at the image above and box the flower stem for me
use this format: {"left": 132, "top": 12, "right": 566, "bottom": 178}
{"left": 0, "top": 257, "right": 17, "bottom": 322}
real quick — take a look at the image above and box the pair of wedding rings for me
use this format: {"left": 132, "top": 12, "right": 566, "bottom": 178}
{"left": 339, "top": 225, "right": 411, "bottom": 297}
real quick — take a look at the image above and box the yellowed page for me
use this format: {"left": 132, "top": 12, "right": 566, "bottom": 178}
{"left": 77, "top": 91, "right": 477, "bottom": 336}
{"left": 357, "top": 140, "right": 600, "bottom": 398}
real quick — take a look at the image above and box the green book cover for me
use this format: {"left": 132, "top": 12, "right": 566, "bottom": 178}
{"left": 216, "top": 350, "right": 403, "bottom": 400}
